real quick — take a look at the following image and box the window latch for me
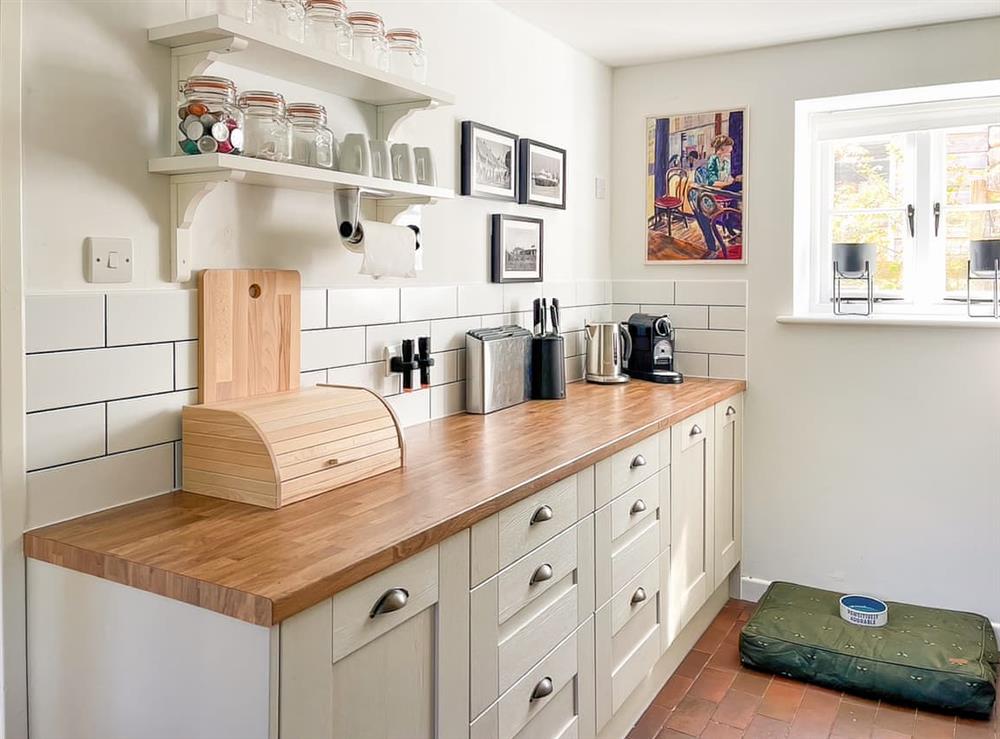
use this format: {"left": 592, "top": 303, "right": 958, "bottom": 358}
{"left": 906, "top": 204, "right": 915, "bottom": 238}
{"left": 933, "top": 202, "right": 941, "bottom": 237}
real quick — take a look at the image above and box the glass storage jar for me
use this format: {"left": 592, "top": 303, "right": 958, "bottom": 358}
{"left": 185, "top": 0, "right": 252, "bottom": 22}
{"left": 238, "top": 90, "right": 293, "bottom": 161}
{"left": 304, "top": 0, "right": 353, "bottom": 59}
{"left": 347, "top": 11, "right": 388, "bottom": 71}
{"left": 288, "top": 103, "right": 336, "bottom": 169}
{"left": 177, "top": 75, "right": 244, "bottom": 156}
{"left": 386, "top": 28, "right": 426, "bottom": 84}
{"left": 251, "top": 0, "right": 305, "bottom": 43}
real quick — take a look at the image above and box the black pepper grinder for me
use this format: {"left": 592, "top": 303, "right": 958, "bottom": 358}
{"left": 390, "top": 339, "right": 419, "bottom": 392}
{"left": 416, "top": 336, "right": 435, "bottom": 389}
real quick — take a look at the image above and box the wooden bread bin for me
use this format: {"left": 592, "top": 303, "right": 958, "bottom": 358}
{"left": 181, "top": 269, "right": 404, "bottom": 509}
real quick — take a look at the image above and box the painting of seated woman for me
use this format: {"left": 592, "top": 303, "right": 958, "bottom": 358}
{"left": 646, "top": 108, "right": 746, "bottom": 263}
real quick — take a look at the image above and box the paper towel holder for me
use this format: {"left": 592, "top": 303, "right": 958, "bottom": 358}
{"left": 334, "top": 187, "right": 421, "bottom": 250}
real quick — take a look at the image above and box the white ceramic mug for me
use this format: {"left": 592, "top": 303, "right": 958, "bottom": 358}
{"left": 369, "top": 140, "right": 392, "bottom": 179}
{"left": 391, "top": 142, "right": 416, "bottom": 184}
{"left": 340, "top": 133, "right": 371, "bottom": 176}
{"left": 413, "top": 147, "right": 436, "bottom": 186}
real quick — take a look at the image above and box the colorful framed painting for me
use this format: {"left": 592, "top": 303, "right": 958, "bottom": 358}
{"left": 491, "top": 214, "right": 543, "bottom": 283}
{"left": 645, "top": 108, "right": 747, "bottom": 264}
{"left": 461, "top": 121, "right": 518, "bottom": 201}
{"left": 517, "top": 139, "right": 566, "bottom": 209}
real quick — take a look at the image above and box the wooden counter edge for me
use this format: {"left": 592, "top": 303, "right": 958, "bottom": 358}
{"left": 24, "top": 381, "right": 746, "bottom": 627}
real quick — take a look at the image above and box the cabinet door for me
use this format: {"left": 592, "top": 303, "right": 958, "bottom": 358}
{"left": 280, "top": 532, "right": 470, "bottom": 739}
{"left": 667, "top": 410, "right": 714, "bottom": 646}
{"left": 713, "top": 394, "right": 743, "bottom": 589}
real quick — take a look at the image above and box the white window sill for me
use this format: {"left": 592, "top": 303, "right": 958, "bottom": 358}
{"left": 777, "top": 314, "right": 1000, "bottom": 329}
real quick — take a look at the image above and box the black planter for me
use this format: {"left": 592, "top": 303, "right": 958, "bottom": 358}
{"left": 833, "top": 242, "right": 876, "bottom": 278}
{"left": 970, "top": 239, "right": 1000, "bottom": 275}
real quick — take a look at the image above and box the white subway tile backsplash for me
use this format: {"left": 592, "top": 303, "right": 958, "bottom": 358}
{"left": 328, "top": 287, "right": 399, "bottom": 327}
{"left": 300, "top": 369, "right": 328, "bottom": 387}
{"left": 541, "top": 282, "right": 577, "bottom": 308}
{"left": 640, "top": 304, "right": 708, "bottom": 330}
{"left": 300, "top": 327, "right": 365, "bottom": 371}
{"left": 430, "top": 316, "right": 482, "bottom": 352}
{"left": 709, "top": 305, "right": 747, "bottom": 330}
{"left": 613, "top": 281, "right": 675, "bottom": 305}
{"left": 559, "top": 304, "right": 612, "bottom": 332}
{"left": 563, "top": 330, "right": 585, "bottom": 357}
{"left": 326, "top": 362, "right": 400, "bottom": 395}
{"left": 399, "top": 286, "right": 457, "bottom": 321}
{"left": 26, "top": 294, "right": 105, "bottom": 353}
{"left": 458, "top": 284, "right": 503, "bottom": 316}
{"left": 26, "top": 344, "right": 174, "bottom": 412}
{"left": 175, "top": 340, "right": 198, "bottom": 391}
{"left": 301, "top": 289, "right": 327, "bottom": 330}
{"left": 675, "top": 328, "right": 746, "bottom": 355}
{"left": 26, "top": 404, "right": 106, "bottom": 471}
{"left": 611, "top": 304, "right": 640, "bottom": 323}
{"left": 430, "top": 350, "right": 465, "bottom": 386}
{"left": 565, "top": 354, "right": 585, "bottom": 383}
{"left": 674, "top": 280, "right": 747, "bottom": 306}
{"left": 674, "top": 352, "right": 709, "bottom": 377}
{"left": 106, "top": 291, "right": 197, "bottom": 346}
{"left": 26, "top": 443, "right": 175, "bottom": 529}
{"left": 577, "top": 281, "right": 611, "bottom": 306}
{"left": 107, "top": 390, "right": 197, "bottom": 454}
{"left": 387, "top": 389, "right": 430, "bottom": 427}
{"left": 709, "top": 354, "right": 747, "bottom": 380}
{"left": 430, "top": 382, "right": 465, "bottom": 419}
{"left": 365, "top": 321, "right": 430, "bottom": 362}
{"left": 502, "top": 282, "right": 543, "bottom": 313}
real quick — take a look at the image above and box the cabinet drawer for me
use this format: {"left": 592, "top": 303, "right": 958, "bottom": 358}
{"left": 596, "top": 504, "right": 659, "bottom": 606}
{"left": 610, "top": 434, "right": 659, "bottom": 499}
{"left": 677, "top": 409, "right": 711, "bottom": 452}
{"left": 330, "top": 545, "right": 438, "bottom": 663}
{"left": 610, "top": 473, "right": 659, "bottom": 541}
{"left": 608, "top": 557, "right": 660, "bottom": 635}
{"left": 498, "top": 525, "right": 577, "bottom": 623}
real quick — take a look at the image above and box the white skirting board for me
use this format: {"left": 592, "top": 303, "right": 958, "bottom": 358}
{"left": 741, "top": 575, "right": 1000, "bottom": 643}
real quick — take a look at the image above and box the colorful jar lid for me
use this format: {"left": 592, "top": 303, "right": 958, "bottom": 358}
{"left": 347, "top": 10, "right": 385, "bottom": 33}
{"left": 238, "top": 90, "right": 287, "bottom": 112}
{"left": 386, "top": 27, "right": 421, "bottom": 42}
{"left": 287, "top": 102, "right": 328, "bottom": 123}
{"left": 305, "top": 0, "right": 347, "bottom": 10}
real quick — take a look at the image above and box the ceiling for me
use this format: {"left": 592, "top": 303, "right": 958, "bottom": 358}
{"left": 494, "top": 0, "right": 1000, "bottom": 67}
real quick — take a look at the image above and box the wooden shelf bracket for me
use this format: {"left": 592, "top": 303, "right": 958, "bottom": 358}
{"left": 169, "top": 171, "right": 243, "bottom": 282}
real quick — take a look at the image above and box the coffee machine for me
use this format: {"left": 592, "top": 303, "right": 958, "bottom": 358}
{"left": 624, "top": 313, "right": 683, "bottom": 384}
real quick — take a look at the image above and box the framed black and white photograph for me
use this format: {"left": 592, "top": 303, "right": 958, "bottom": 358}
{"left": 518, "top": 139, "right": 566, "bottom": 209}
{"left": 461, "top": 121, "right": 517, "bottom": 201}
{"left": 491, "top": 214, "right": 543, "bottom": 283}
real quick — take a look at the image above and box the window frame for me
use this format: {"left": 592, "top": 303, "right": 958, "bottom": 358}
{"left": 792, "top": 80, "right": 1000, "bottom": 318}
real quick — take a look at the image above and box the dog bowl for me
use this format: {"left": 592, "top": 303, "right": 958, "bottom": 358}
{"left": 839, "top": 594, "right": 888, "bottom": 627}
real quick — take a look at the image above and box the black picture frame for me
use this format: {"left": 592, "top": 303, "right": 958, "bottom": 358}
{"left": 517, "top": 139, "right": 566, "bottom": 209}
{"left": 461, "top": 121, "right": 518, "bottom": 201}
{"left": 491, "top": 214, "right": 543, "bottom": 284}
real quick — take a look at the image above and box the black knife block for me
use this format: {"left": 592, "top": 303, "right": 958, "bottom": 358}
{"left": 531, "top": 335, "right": 566, "bottom": 400}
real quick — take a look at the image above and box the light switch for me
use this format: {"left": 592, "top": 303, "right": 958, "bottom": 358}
{"left": 85, "top": 237, "right": 133, "bottom": 283}
{"left": 595, "top": 177, "right": 607, "bottom": 200}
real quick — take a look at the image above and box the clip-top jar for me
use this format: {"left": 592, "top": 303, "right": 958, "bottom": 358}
{"left": 238, "top": 90, "right": 293, "bottom": 162}
{"left": 304, "top": 0, "right": 353, "bottom": 58}
{"left": 177, "top": 75, "right": 244, "bottom": 156}
{"left": 386, "top": 28, "right": 426, "bottom": 84}
{"left": 252, "top": 0, "right": 305, "bottom": 43}
{"left": 347, "top": 11, "right": 388, "bottom": 71}
{"left": 288, "top": 102, "right": 337, "bottom": 169}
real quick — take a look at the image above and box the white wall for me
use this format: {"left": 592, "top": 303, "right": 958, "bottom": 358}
{"left": 22, "top": 0, "right": 611, "bottom": 290}
{"left": 612, "top": 18, "right": 1000, "bottom": 624}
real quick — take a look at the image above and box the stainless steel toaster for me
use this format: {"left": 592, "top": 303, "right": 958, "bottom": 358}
{"left": 465, "top": 326, "right": 532, "bottom": 414}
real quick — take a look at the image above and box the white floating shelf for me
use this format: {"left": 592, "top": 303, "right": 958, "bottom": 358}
{"left": 148, "top": 14, "right": 455, "bottom": 109}
{"left": 149, "top": 153, "right": 454, "bottom": 201}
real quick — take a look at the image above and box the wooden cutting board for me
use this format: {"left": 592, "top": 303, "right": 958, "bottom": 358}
{"left": 198, "top": 269, "right": 301, "bottom": 404}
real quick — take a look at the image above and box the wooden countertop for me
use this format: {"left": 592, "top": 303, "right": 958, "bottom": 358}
{"left": 24, "top": 378, "right": 744, "bottom": 626}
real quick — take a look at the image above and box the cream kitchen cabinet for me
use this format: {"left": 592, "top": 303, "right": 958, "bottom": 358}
{"left": 713, "top": 394, "right": 743, "bottom": 589}
{"left": 667, "top": 409, "right": 715, "bottom": 645}
{"left": 280, "top": 532, "right": 471, "bottom": 739}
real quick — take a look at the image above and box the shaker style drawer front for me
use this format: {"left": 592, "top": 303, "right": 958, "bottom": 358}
{"left": 608, "top": 556, "right": 661, "bottom": 636}
{"left": 595, "top": 475, "right": 661, "bottom": 608}
{"left": 471, "top": 519, "right": 594, "bottom": 719}
{"left": 330, "top": 545, "right": 439, "bottom": 662}
{"left": 610, "top": 435, "right": 660, "bottom": 499}
{"left": 498, "top": 629, "right": 578, "bottom": 739}
{"left": 498, "top": 475, "right": 579, "bottom": 570}
{"left": 609, "top": 473, "right": 659, "bottom": 541}
{"left": 678, "top": 409, "right": 711, "bottom": 453}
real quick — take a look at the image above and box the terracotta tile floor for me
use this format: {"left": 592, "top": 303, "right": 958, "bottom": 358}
{"left": 627, "top": 599, "right": 999, "bottom": 739}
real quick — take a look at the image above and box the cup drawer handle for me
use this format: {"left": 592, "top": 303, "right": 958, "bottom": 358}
{"left": 725, "top": 405, "right": 736, "bottom": 417}
{"left": 629, "top": 498, "right": 647, "bottom": 516}
{"left": 530, "top": 676, "right": 554, "bottom": 702}
{"left": 530, "top": 563, "right": 553, "bottom": 585}
{"left": 530, "top": 505, "right": 553, "bottom": 525}
{"left": 369, "top": 587, "right": 409, "bottom": 618}
{"left": 690, "top": 424, "right": 703, "bottom": 437}
{"left": 629, "top": 454, "right": 647, "bottom": 469}
{"left": 630, "top": 587, "right": 647, "bottom": 606}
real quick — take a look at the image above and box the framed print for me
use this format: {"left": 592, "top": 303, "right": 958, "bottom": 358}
{"left": 645, "top": 107, "right": 747, "bottom": 264}
{"left": 518, "top": 139, "right": 566, "bottom": 209}
{"left": 491, "top": 214, "right": 543, "bottom": 283}
{"left": 461, "top": 121, "right": 517, "bottom": 201}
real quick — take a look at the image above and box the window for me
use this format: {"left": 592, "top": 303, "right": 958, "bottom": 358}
{"left": 793, "top": 82, "right": 1000, "bottom": 317}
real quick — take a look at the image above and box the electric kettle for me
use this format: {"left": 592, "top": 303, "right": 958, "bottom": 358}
{"left": 584, "top": 322, "right": 631, "bottom": 384}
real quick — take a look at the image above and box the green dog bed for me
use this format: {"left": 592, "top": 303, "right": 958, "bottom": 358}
{"left": 739, "top": 582, "right": 998, "bottom": 717}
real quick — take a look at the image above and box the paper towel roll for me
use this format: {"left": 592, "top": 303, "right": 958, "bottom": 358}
{"left": 356, "top": 220, "right": 418, "bottom": 279}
